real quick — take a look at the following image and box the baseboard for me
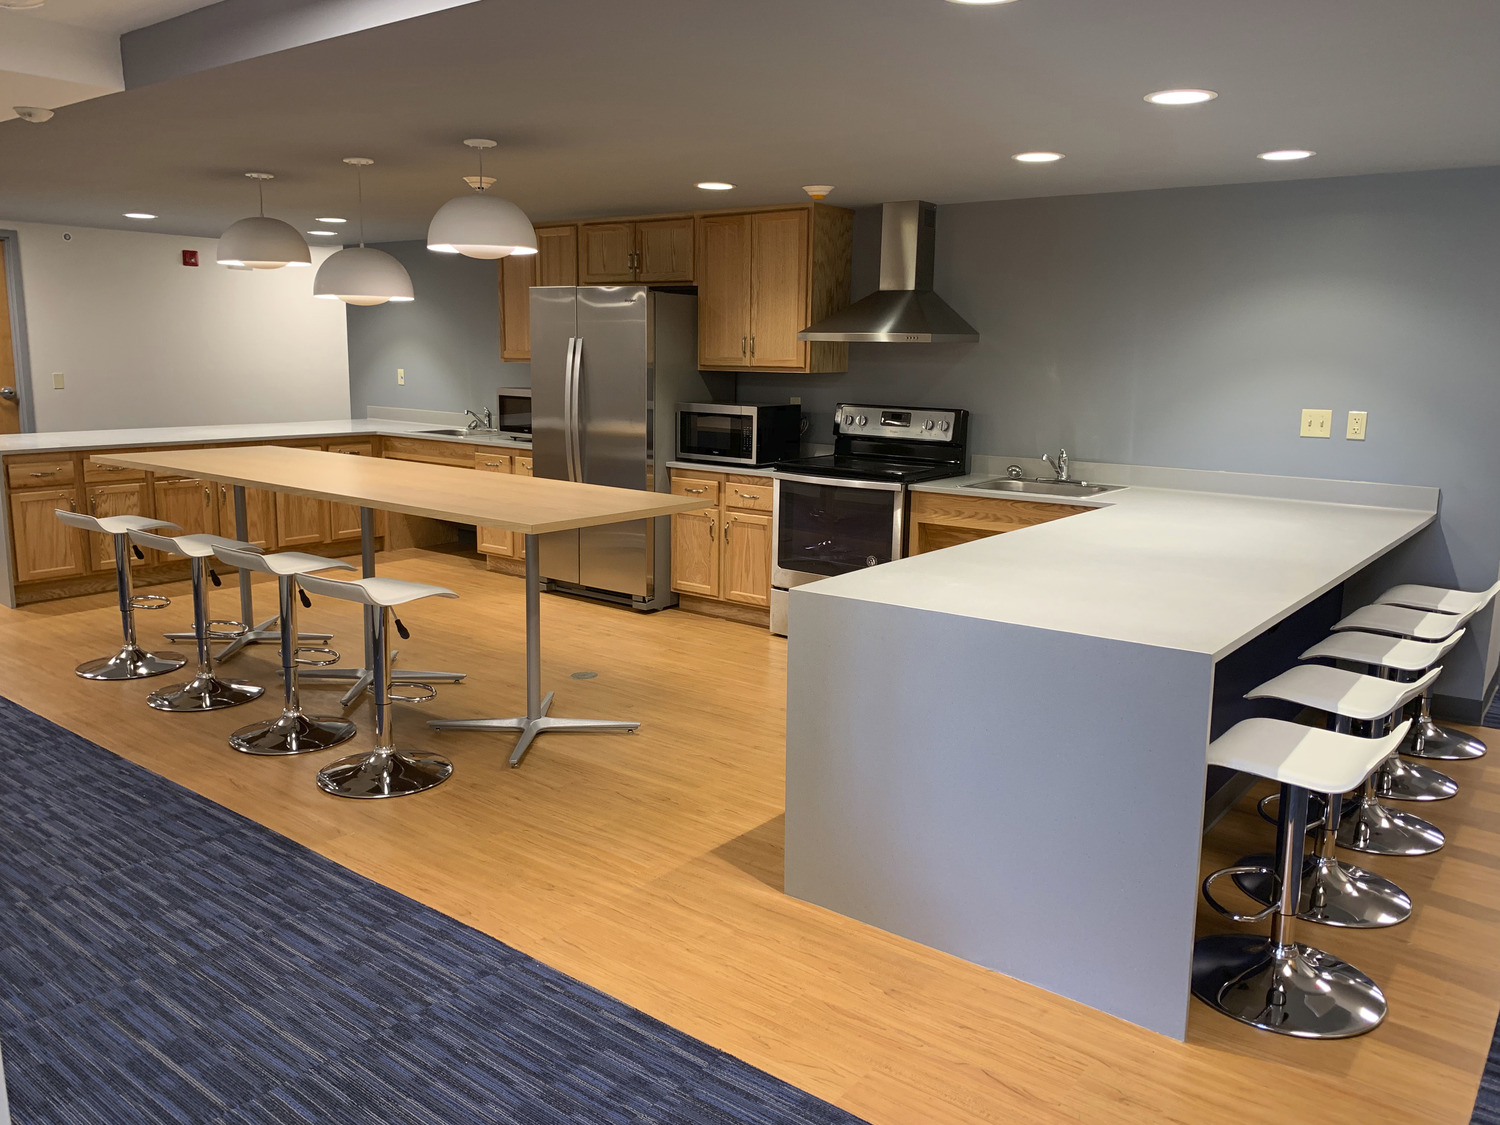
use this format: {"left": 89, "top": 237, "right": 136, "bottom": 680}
{"left": 1434, "top": 689, "right": 1491, "bottom": 727}
{"left": 675, "top": 594, "right": 770, "bottom": 628}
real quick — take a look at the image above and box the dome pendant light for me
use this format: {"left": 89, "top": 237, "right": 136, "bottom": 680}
{"left": 313, "top": 158, "right": 414, "bottom": 306}
{"left": 217, "top": 172, "right": 311, "bottom": 269}
{"left": 427, "top": 138, "right": 537, "bottom": 259}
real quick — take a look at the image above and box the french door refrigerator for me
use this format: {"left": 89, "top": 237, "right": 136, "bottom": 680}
{"left": 531, "top": 286, "right": 709, "bottom": 610}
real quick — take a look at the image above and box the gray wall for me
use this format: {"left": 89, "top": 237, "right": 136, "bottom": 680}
{"left": 346, "top": 239, "right": 526, "bottom": 416}
{"left": 740, "top": 166, "right": 1500, "bottom": 710}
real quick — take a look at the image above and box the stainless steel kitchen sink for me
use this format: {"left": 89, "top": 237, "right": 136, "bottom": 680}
{"left": 962, "top": 478, "right": 1121, "bottom": 497}
{"left": 421, "top": 428, "right": 483, "bottom": 436}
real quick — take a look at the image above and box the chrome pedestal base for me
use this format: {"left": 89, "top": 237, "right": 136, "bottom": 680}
{"left": 76, "top": 643, "right": 186, "bottom": 681}
{"left": 430, "top": 691, "right": 639, "bottom": 769}
{"left": 1191, "top": 933, "right": 1387, "bottom": 1038}
{"left": 1404, "top": 718, "right": 1486, "bottom": 761}
{"left": 296, "top": 650, "right": 466, "bottom": 709}
{"left": 316, "top": 748, "right": 453, "bottom": 798}
{"left": 147, "top": 672, "right": 264, "bottom": 713}
{"left": 1234, "top": 854, "right": 1411, "bottom": 928}
{"left": 1337, "top": 795, "right": 1445, "bottom": 855}
{"left": 229, "top": 710, "right": 357, "bottom": 756}
{"left": 1375, "top": 754, "right": 1457, "bottom": 802}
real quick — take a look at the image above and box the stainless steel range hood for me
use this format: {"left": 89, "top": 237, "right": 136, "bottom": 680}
{"left": 799, "top": 200, "right": 978, "bottom": 344}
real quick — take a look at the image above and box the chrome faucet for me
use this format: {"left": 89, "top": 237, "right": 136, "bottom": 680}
{"left": 1041, "top": 448, "right": 1070, "bottom": 482}
{"left": 464, "top": 407, "right": 493, "bottom": 432}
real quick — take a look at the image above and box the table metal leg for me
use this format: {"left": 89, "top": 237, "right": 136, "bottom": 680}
{"left": 429, "top": 534, "right": 638, "bottom": 768}
{"left": 166, "top": 484, "right": 332, "bottom": 659}
{"left": 295, "top": 505, "right": 466, "bottom": 705}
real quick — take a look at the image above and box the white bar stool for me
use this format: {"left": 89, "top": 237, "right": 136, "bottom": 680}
{"left": 213, "top": 545, "right": 358, "bottom": 756}
{"left": 1233, "top": 664, "right": 1439, "bottom": 928}
{"left": 1301, "top": 629, "right": 1466, "bottom": 802}
{"left": 297, "top": 573, "right": 458, "bottom": 798}
{"left": 1334, "top": 602, "right": 1486, "bottom": 760}
{"left": 1193, "top": 717, "right": 1410, "bottom": 1038}
{"left": 129, "top": 529, "right": 265, "bottom": 712}
{"left": 54, "top": 509, "right": 187, "bottom": 680}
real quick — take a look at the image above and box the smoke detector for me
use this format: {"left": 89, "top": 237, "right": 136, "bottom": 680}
{"left": 13, "top": 106, "right": 54, "bottom": 123}
{"left": 803, "top": 185, "right": 835, "bottom": 200}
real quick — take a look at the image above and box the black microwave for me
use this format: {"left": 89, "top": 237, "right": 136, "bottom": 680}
{"left": 496, "top": 389, "right": 532, "bottom": 437}
{"left": 677, "top": 403, "right": 802, "bottom": 467}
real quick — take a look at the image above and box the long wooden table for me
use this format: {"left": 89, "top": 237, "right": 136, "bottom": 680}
{"left": 95, "top": 446, "right": 703, "bottom": 766}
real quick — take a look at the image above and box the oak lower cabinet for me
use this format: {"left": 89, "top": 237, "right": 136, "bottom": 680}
{"left": 474, "top": 451, "right": 533, "bottom": 562}
{"left": 213, "top": 482, "right": 276, "bottom": 549}
{"left": 327, "top": 441, "right": 376, "bottom": 540}
{"left": 669, "top": 468, "right": 773, "bottom": 620}
{"left": 275, "top": 493, "right": 330, "bottom": 548}
{"left": 87, "top": 481, "right": 151, "bottom": 570}
{"left": 153, "top": 477, "right": 218, "bottom": 536}
{"left": 906, "top": 491, "right": 1092, "bottom": 555}
{"left": 10, "top": 487, "right": 85, "bottom": 582}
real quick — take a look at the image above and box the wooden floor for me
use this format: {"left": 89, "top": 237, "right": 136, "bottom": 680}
{"left": 2, "top": 545, "right": 1497, "bottom": 1125}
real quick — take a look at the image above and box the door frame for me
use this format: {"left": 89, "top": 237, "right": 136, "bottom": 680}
{"left": 0, "top": 230, "right": 35, "bottom": 432}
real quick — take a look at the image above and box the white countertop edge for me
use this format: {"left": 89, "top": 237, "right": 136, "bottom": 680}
{"left": 0, "top": 419, "right": 536, "bottom": 456}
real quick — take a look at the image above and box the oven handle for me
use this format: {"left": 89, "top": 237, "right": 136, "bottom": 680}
{"left": 769, "top": 471, "right": 905, "bottom": 492}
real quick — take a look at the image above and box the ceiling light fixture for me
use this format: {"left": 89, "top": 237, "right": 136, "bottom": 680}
{"left": 307, "top": 230, "right": 338, "bottom": 236}
{"left": 314, "top": 217, "right": 347, "bottom": 224}
{"left": 696, "top": 181, "right": 735, "bottom": 191}
{"left": 313, "top": 158, "right": 414, "bottom": 306}
{"left": 943, "top": 0, "right": 1021, "bottom": 5}
{"left": 1258, "top": 149, "right": 1316, "bottom": 162}
{"left": 803, "top": 185, "right": 835, "bottom": 200}
{"left": 1012, "top": 151, "right": 1064, "bottom": 163}
{"left": 217, "top": 173, "right": 311, "bottom": 269}
{"left": 1145, "top": 88, "right": 1217, "bottom": 105}
{"left": 123, "top": 212, "right": 157, "bottom": 220}
{"left": 427, "top": 139, "right": 536, "bottom": 259}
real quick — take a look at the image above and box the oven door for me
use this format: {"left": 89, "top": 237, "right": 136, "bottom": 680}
{"left": 772, "top": 473, "right": 905, "bottom": 587}
{"left": 678, "top": 407, "right": 757, "bottom": 465}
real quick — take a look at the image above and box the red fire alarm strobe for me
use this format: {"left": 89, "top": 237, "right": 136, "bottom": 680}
{"left": 182, "top": 250, "right": 199, "bottom": 267}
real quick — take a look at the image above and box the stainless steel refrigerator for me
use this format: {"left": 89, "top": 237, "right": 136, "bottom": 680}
{"left": 531, "top": 286, "right": 709, "bottom": 610}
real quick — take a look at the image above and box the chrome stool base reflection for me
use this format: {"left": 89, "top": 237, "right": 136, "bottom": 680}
{"left": 1234, "top": 854, "right": 1411, "bottom": 929}
{"left": 1375, "top": 753, "right": 1457, "bottom": 801}
{"left": 77, "top": 642, "right": 186, "bottom": 682}
{"left": 1405, "top": 715, "right": 1486, "bottom": 761}
{"left": 230, "top": 710, "right": 357, "bottom": 756}
{"left": 1191, "top": 933, "right": 1388, "bottom": 1039}
{"left": 148, "top": 670, "right": 264, "bottom": 713}
{"left": 1337, "top": 792, "right": 1445, "bottom": 855}
{"left": 315, "top": 748, "right": 453, "bottom": 799}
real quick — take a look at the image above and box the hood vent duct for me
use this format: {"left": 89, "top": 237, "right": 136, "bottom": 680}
{"left": 799, "top": 200, "right": 978, "bottom": 344}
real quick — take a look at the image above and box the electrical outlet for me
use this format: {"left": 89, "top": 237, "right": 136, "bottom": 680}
{"left": 1346, "top": 410, "right": 1367, "bottom": 440}
{"left": 396, "top": 368, "right": 405, "bottom": 386}
{"left": 1300, "top": 408, "right": 1332, "bottom": 438}
{"left": 790, "top": 396, "right": 801, "bottom": 405}
{"left": 52, "top": 372, "right": 64, "bottom": 390}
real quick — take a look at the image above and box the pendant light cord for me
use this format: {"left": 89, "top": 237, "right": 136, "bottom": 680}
{"left": 257, "top": 176, "right": 265, "bottom": 218}
{"left": 356, "top": 164, "right": 366, "bottom": 247}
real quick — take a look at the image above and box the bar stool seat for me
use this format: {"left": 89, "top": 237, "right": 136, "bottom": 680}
{"left": 1193, "top": 717, "right": 1410, "bottom": 1038}
{"left": 1300, "top": 629, "right": 1463, "bottom": 673}
{"left": 129, "top": 528, "right": 265, "bottom": 712}
{"left": 298, "top": 573, "right": 459, "bottom": 798}
{"left": 1246, "top": 663, "right": 1437, "bottom": 722}
{"left": 1376, "top": 579, "right": 1500, "bottom": 617}
{"left": 54, "top": 510, "right": 186, "bottom": 680}
{"left": 213, "top": 545, "right": 357, "bottom": 756}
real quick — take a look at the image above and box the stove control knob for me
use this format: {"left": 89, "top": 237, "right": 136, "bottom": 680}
{"left": 842, "top": 414, "right": 854, "bottom": 425}
{"left": 856, "top": 414, "right": 868, "bottom": 426}
{"left": 924, "top": 419, "right": 935, "bottom": 431}
{"left": 939, "top": 420, "right": 951, "bottom": 432}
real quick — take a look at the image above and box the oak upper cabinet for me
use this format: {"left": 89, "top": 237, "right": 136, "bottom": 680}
{"left": 474, "top": 451, "right": 515, "bottom": 558}
{"left": 500, "top": 225, "right": 577, "bottom": 363}
{"left": 578, "top": 218, "right": 695, "bottom": 285}
{"left": 697, "top": 205, "right": 852, "bottom": 374}
{"left": 578, "top": 222, "right": 636, "bottom": 283}
{"left": 635, "top": 218, "right": 694, "bottom": 283}
{"left": 213, "top": 482, "right": 275, "bottom": 549}
{"left": 87, "top": 481, "right": 150, "bottom": 570}
{"left": 10, "top": 486, "right": 86, "bottom": 583}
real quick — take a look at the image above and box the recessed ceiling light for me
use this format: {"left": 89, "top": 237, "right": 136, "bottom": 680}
{"left": 1145, "top": 88, "right": 1217, "bottom": 106}
{"left": 315, "top": 217, "right": 348, "bottom": 224}
{"left": 307, "top": 230, "right": 338, "bottom": 236}
{"left": 696, "top": 182, "right": 735, "bottom": 191}
{"left": 1258, "top": 149, "right": 1316, "bottom": 161}
{"left": 123, "top": 212, "right": 156, "bottom": 220}
{"left": 1012, "top": 152, "right": 1064, "bottom": 163}
{"left": 944, "top": 0, "right": 1021, "bottom": 5}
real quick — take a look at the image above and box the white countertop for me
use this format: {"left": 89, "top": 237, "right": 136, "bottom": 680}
{"left": 0, "top": 419, "right": 534, "bottom": 456}
{"left": 804, "top": 479, "right": 1436, "bottom": 660}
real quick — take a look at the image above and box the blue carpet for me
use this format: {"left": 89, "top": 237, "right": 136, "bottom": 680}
{"left": 0, "top": 695, "right": 866, "bottom": 1125}
{"left": 1483, "top": 691, "right": 1500, "bottom": 730}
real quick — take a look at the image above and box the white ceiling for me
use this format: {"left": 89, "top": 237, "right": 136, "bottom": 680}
{"left": 16, "top": 0, "right": 220, "bottom": 35}
{"left": 0, "top": 0, "right": 1497, "bottom": 240}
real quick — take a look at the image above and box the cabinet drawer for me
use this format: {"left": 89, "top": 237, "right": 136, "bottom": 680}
{"left": 724, "top": 475, "right": 772, "bottom": 512}
{"left": 7, "top": 458, "right": 75, "bottom": 489}
{"left": 382, "top": 436, "right": 476, "bottom": 467}
{"left": 671, "top": 474, "right": 721, "bottom": 505}
{"left": 474, "top": 452, "right": 513, "bottom": 472}
{"left": 83, "top": 456, "right": 146, "bottom": 483}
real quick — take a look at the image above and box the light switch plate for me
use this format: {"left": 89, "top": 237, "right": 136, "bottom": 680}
{"left": 1300, "top": 408, "right": 1333, "bottom": 438}
{"left": 52, "top": 372, "right": 64, "bottom": 390}
{"left": 396, "top": 368, "right": 405, "bottom": 386}
{"left": 1347, "top": 411, "right": 1367, "bottom": 440}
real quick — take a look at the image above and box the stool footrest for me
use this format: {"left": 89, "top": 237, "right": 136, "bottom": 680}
{"left": 1258, "top": 791, "right": 1327, "bottom": 832}
{"left": 206, "top": 619, "right": 249, "bottom": 640}
{"left": 1202, "top": 865, "right": 1279, "bottom": 924}
{"left": 294, "top": 646, "right": 340, "bottom": 667}
{"left": 386, "top": 682, "right": 437, "bottom": 704}
{"left": 130, "top": 594, "right": 171, "bottom": 611}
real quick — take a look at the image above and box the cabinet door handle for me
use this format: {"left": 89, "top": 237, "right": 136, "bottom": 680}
{"left": 97, "top": 464, "right": 124, "bottom": 473}
{"left": 484, "top": 461, "right": 503, "bottom": 468}
{"left": 90, "top": 496, "right": 98, "bottom": 515}
{"left": 203, "top": 486, "right": 211, "bottom": 506}
{"left": 750, "top": 335, "right": 756, "bottom": 359}
{"left": 724, "top": 520, "right": 730, "bottom": 542}
{"left": 29, "top": 469, "right": 60, "bottom": 477}
{"left": 741, "top": 336, "right": 747, "bottom": 358}
{"left": 707, "top": 517, "right": 715, "bottom": 539}
{"left": 735, "top": 491, "right": 760, "bottom": 501}
{"left": 68, "top": 499, "right": 76, "bottom": 512}
{"left": 683, "top": 486, "right": 706, "bottom": 494}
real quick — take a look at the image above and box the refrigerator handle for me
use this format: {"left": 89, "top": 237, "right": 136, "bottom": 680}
{"left": 562, "top": 336, "right": 579, "bottom": 483}
{"left": 569, "top": 336, "right": 584, "bottom": 483}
